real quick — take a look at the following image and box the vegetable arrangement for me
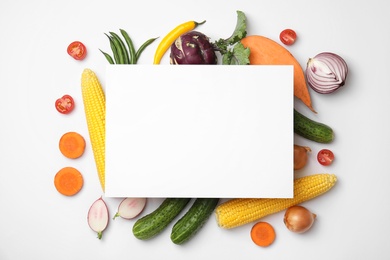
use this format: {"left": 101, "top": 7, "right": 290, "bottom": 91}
{"left": 54, "top": 9, "right": 349, "bottom": 248}
{"left": 157, "top": 11, "right": 249, "bottom": 65}
{"left": 154, "top": 20, "right": 206, "bottom": 64}
{"left": 54, "top": 44, "right": 87, "bottom": 197}
{"left": 100, "top": 29, "right": 158, "bottom": 64}
{"left": 58, "top": 28, "right": 158, "bottom": 240}
{"left": 241, "top": 35, "right": 316, "bottom": 113}
{"left": 215, "top": 174, "right": 337, "bottom": 229}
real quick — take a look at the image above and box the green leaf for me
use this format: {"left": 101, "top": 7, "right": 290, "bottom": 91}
{"left": 232, "top": 42, "right": 250, "bottom": 65}
{"left": 221, "top": 51, "right": 233, "bottom": 65}
{"left": 214, "top": 10, "right": 249, "bottom": 65}
{"left": 221, "top": 43, "right": 250, "bottom": 65}
{"left": 226, "top": 10, "right": 247, "bottom": 45}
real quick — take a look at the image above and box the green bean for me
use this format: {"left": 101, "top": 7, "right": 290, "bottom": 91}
{"left": 110, "top": 32, "right": 130, "bottom": 64}
{"left": 105, "top": 33, "right": 119, "bottom": 64}
{"left": 109, "top": 32, "right": 128, "bottom": 64}
{"left": 136, "top": 37, "right": 159, "bottom": 62}
{"left": 99, "top": 49, "right": 115, "bottom": 64}
{"left": 119, "top": 29, "right": 136, "bottom": 64}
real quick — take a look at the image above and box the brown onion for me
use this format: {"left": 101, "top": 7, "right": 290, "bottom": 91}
{"left": 294, "top": 144, "right": 311, "bottom": 170}
{"left": 306, "top": 52, "right": 348, "bottom": 94}
{"left": 283, "top": 205, "right": 316, "bottom": 233}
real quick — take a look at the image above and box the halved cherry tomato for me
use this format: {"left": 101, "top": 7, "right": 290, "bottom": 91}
{"left": 279, "top": 29, "right": 297, "bottom": 46}
{"left": 55, "top": 95, "right": 75, "bottom": 114}
{"left": 67, "top": 41, "right": 87, "bottom": 60}
{"left": 317, "top": 149, "right": 334, "bottom": 166}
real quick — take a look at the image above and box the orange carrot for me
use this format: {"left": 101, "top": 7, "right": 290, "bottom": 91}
{"left": 250, "top": 221, "right": 276, "bottom": 247}
{"left": 59, "top": 132, "right": 86, "bottom": 159}
{"left": 54, "top": 167, "right": 84, "bottom": 196}
{"left": 241, "top": 35, "right": 316, "bottom": 113}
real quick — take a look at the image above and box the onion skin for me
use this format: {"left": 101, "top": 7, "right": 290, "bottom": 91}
{"left": 306, "top": 52, "right": 348, "bottom": 94}
{"left": 284, "top": 205, "right": 316, "bottom": 233}
{"left": 294, "top": 144, "right": 311, "bottom": 170}
{"left": 170, "top": 31, "right": 217, "bottom": 65}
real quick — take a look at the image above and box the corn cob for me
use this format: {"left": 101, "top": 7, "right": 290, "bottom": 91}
{"left": 215, "top": 173, "right": 337, "bottom": 229}
{"left": 81, "top": 68, "right": 106, "bottom": 192}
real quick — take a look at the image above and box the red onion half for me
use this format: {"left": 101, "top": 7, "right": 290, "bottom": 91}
{"left": 306, "top": 52, "right": 348, "bottom": 94}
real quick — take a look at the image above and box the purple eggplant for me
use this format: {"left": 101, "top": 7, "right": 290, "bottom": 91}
{"left": 170, "top": 31, "right": 217, "bottom": 65}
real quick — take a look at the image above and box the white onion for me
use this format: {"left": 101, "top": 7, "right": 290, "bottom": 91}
{"left": 306, "top": 52, "right": 348, "bottom": 94}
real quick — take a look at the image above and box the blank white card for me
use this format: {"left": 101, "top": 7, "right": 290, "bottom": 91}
{"left": 105, "top": 65, "right": 293, "bottom": 198}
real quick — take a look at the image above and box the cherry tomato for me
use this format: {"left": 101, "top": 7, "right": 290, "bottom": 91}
{"left": 67, "top": 41, "right": 87, "bottom": 60}
{"left": 279, "top": 29, "right": 297, "bottom": 46}
{"left": 55, "top": 95, "right": 75, "bottom": 114}
{"left": 317, "top": 149, "right": 334, "bottom": 166}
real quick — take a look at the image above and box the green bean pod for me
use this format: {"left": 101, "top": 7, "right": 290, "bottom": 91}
{"left": 136, "top": 37, "right": 159, "bottom": 62}
{"left": 101, "top": 29, "right": 157, "bottom": 64}
{"left": 120, "top": 29, "right": 136, "bottom": 64}
{"left": 105, "top": 33, "right": 119, "bottom": 64}
{"left": 99, "top": 49, "right": 115, "bottom": 64}
{"left": 109, "top": 31, "right": 129, "bottom": 64}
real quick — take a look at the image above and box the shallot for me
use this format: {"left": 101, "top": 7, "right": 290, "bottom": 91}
{"left": 87, "top": 197, "right": 109, "bottom": 239}
{"left": 306, "top": 52, "right": 348, "bottom": 94}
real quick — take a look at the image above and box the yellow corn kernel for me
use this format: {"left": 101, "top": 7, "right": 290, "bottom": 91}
{"left": 215, "top": 173, "right": 337, "bottom": 229}
{"left": 81, "top": 68, "right": 106, "bottom": 192}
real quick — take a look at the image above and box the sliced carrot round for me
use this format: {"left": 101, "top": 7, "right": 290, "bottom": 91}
{"left": 59, "top": 132, "right": 86, "bottom": 159}
{"left": 54, "top": 167, "right": 84, "bottom": 196}
{"left": 250, "top": 221, "right": 276, "bottom": 247}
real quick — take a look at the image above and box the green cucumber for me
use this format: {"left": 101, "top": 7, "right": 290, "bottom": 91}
{"left": 294, "top": 109, "right": 334, "bottom": 143}
{"left": 171, "top": 198, "right": 220, "bottom": 245}
{"left": 132, "top": 198, "right": 191, "bottom": 240}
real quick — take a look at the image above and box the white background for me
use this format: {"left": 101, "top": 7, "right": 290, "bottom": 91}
{"left": 1, "top": 0, "right": 389, "bottom": 259}
{"left": 105, "top": 65, "right": 293, "bottom": 198}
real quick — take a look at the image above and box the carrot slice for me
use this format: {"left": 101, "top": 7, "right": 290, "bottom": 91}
{"left": 59, "top": 132, "right": 86, "bottom": 159}
{"left": 250, "top": 221, "right": 276, "bottom": 247}
{"left": 54, "top": 167, "right": 84, "bottom": 196}
{"left": 241, "top": 35, "right": 316, "bottom": 113}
